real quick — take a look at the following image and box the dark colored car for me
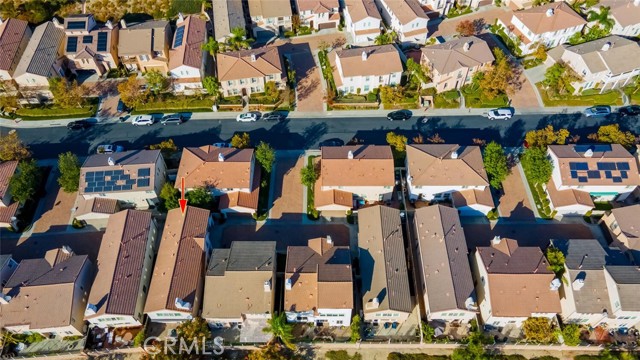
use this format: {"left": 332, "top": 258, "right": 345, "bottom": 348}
{"left": 262, "top": 111, "right": 285, "bottom": 121}
{"left": 319, "top": 138, "right": 345, "bottom": 147}
{"left": 619, "top": 105, "right": 640, "bottom": 117}
{"left": 160, "top": 114, "right": 185, "bottom": 125}
{"left": 67, "top": 120, "right": 91, "bottom": 130}
{"left": 387, "top": 109, "right": 412, "bottom": 121}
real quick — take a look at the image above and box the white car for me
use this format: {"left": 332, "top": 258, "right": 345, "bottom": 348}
{"left": 131, "top": 115, "right": 154, "bottom": 126}
{"left": 236, "top": 112, "right": 259, "bottom": 122}
{"left": 213, "top": 142, "right": 231, "bottom": 148}
{"left": 487, "top": 108, "right": 513, "bottom": 120}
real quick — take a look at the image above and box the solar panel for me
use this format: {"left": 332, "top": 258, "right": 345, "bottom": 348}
{"left": 593, "top": 144, "right": 612, "bottom": 152}
{"left": 97, "top": 32, "right": 108, "bottom": 52}
{"left": 94, "top": 186, "right": 103, "bottom": 192}
{"left": 122, "top": 184, "right": 133, "bottom": 190}
{"left": 84, "top": 187, "right": 91, "bottom": 192}
{"left": 174, "top": 26, "right": 185, "bottom": 47}
{"left": 137, "top": 178, "right": 150, "bottom": 187}
{"left": 575, "top": 162, "right": 589, "bottom": 171}
{"left": 104, "top": 185, "right": 113, "bottom": 192}
{"left": 126, "top": 179, "right": 136, "bottom": 185}
{"left": 66, "top": 37, "right": 78, "bottom": 53}
{"left": 612, "top": 177, "right": 622, "bottom": 183}
{"left": 570, "top": 171, "right": 579, "bottom": 179}
{"left": 114, "top": 185, "right": 122, "bottom": 191}
{"left": 82, "top": 35, "right": 93, "bottom": 44}
{"left": 620, "top": 171, "right": 628, "bottom": 179}
{"left": 597, "top": 162, "right": 616, "bottom": 170}
{"left": 578, "top": 177, "right": 588, "bottom": 183}
{"left": 96, "top": 181, "right": 105, "bottom": 187}
{"left": 67, "top": 21, "right": 86, "bottom": 30}
{"left": 95, "top": 171, "right": 104, "bottom": 177}
{"left": 587, "top": 170, "right": 601, "bottom": 179}
{"left": 605, "top": 171, "right": 613, "bottom": 179}
{"left": 86, "top": 171, "right": 95, "bottom": 177}
{"left": 104, "top": 170, "right": 113, "bottom": 176}
{"left": 138, "top": 168, "right": 151, "bottom": 177}
{"left": 113, "top": 170, "right": 124, "bottom": 175}
{"left": 574, "top": 145, "right": 593, "bottom": 153}
{"left": 617, "top": 162, "right": 630, "bottom": 171}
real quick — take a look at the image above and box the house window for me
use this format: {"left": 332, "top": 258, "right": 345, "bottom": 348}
{"left": 365, "top": 76, "right": 370, "bottom": 82}
{"left": 251, "top": 78, "right": 257, "bottom": 83}
{"left": 364, "top": 85, "right": 370, "bottom": 92}
{"left": 239, "top": 79, "right": 245, "bottom": 85}
{"left": 379, "top": 76, "right": 384, "bottom": 82}
{"left": 227, "top": 80, "right": 234, "bottom": 86}
{"left": 139, "top": 54, "right": 150, "bottom": 62}
{"left": 611, "top": 221, "right": 619, "bottom": 231}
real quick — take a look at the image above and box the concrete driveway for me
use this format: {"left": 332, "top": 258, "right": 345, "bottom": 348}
{"left": 270, "top": 151, "right": 305, "bottom": 221}
{"left": 497, "top": 166, "right": 535, "bottom": 220}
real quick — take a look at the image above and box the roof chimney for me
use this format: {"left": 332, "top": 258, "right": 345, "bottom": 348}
{"left": 584, "top": 148, "right": 593, "bottom": 158}
{"left": 572, "top": 277, "right": 585, "bottom": 291}
{"left": 105, "top": 20, "right": 113, "bottom": 29}
{"left": 0, "top": 17, "right": 4, "bottom": 26}
{"left": 107, "top": 157, "right": 115, "bottom": 166}
{"left": 492, "top": 235, "right": 502, "bottom": 245}
{"left": 347, "top": 150, "right": 354, "bottom": 159}
{"left": 601, "top": 42, "right": 611, "bottom": 51}
{"left": 366, "top": 297, "right": 380, "bottom": 309}
{"left": 285, "top": 278, "right": 292, "bottom": 290}
{"left": 361, "top": 50, "right": 368, "bottom": 61}
{"left": 463, "top": 42, "right": 471, "bottom": 52}
{"left": 52, "top": 18, "right": 63, "bottom": 28}
{"left": 218, "top": 152, "right": 225, "bottom": 162}
{"left": 451, "top": 150, "right": 458, "bottom": 159}
{"left": 85, "top": 303, "right": 97, "bottom": 316}
{"left": 549, "top": 278, "right": 561, "bottom": 291}
{"left": 175, "top": 297, "right": 192, "bottom": 311}
{"left": 546, "top": 8, "right": 554, "bottom": 17}
{"left": 177, "top": 12, "right": 185, "bottom": 23}
{"left": 264, "top": 279, "right": 271, "bottom": 292}
{"left": 326, "top": 235, "right": 333, "bottom": 245}
{"left": 0, "top": 293, "right": 10, "bottom": 305}
{"left": 120, "top": 19, "right": 127, "bottom": 29}
{"left": 250, "top": 53, "right": 256, "bottom": 62}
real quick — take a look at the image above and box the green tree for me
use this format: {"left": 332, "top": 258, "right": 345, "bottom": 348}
{"left": 533, "top": 44, "right": 548, "bottom": 61}
{"left": 421, "top": 321, "right": 436, "bottom": 342}
{"left": 149, "top": 139, "right": 178, "bottom": 158}
{"left": 525, "top": 125, "right": 570, "bottom": 149}
{"left": 231, "top": 132, "right": 251, "bottom": 149}
{"left": 57, "top": 152, "right": 80, "bottom": 193}
{"left": 9, "top": 159, "right": 39, "bottom": 204}
{"left": 521, "top": 147, "right": 553, "bottom": 184}
{"left": 406, "top": 58, "right": 429, "bottom": 89}
{"left": 201, "top": 36, "right": 220, "bottom": 55}
{"left": 374, "top": 30, "right": 397, "bottom": 45}
{"left": 225, "top": 27, "right": 253, "bottom": 51}
{"left": 587, "top": 6, "right": 614, "bottom": 31}
{"left": 350, "top": 315, "right": 361, "bottom": 343}
{"left": 159, "top": 182, "right": 180, "bottom": 211}
{"left": 185, "top": 187, "right": 213, "bottom": 209}
{"left": 379, "top": 85, "right": 405, "bottom": 105}
{"left": 263, "top": 313, "right": 295, "bottom": 350}
{"left": 483, "top": 141, "right": 509, "bottom": 189}
{"left": 546, "top": 246, "right": 566, "bottom": 277}
{"left": 255, "top": 141, "right": 275, "bottom": 173}
{"left": 560, "top": 323, "right": 581, "bottom": 346}
{"left": 144, "top": 69, "right": 167, "bottom": 95}
{"left": 0, "top": 131, "right": 31, "bottom": 162}
{"left": 176, "top": 317, "right": 211, "bottom": 343}
{"left": 300, "top": 162, "right": 319, "bottom": 188}
{"left": 479, "top": 48, "right": 521, "bottom": 99}
{"left": 386, "top": 132, "right": 407, "bottom": 153}
{"left": 588, "top": 124, "right": 636, "bottom": 148}
{"left": 265, "top": 81, "right": 279, "bottom": 100}
{"left": 543, "top": 61, "right": 582, "bottom": 95}
{"left": 48, "top": 77, "right": 86, "bottom": 108}
{"left": 523, "top": 317, "right": 555, "bottom": 343}
{"left": 452, "top": 332, "right": 486, "bottom": 360}
{"left": 118, "top": 75, "right": 150, "bottom": 109}
{"left": 202, "top": 76, "right": 221, "bottom": 99}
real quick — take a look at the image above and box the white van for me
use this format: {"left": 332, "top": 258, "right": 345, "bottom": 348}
{"left": 487, "top": 108, "right": 513, "bottom": 120}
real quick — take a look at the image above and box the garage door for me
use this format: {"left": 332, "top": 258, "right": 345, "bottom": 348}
{"left": 318, "top": 22, "right": 336, "bottom": 30}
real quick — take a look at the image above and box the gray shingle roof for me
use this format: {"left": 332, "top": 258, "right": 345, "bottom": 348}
{"left": 607, "top": 266, "right": 640, "bottom": 311}
{"left": 207, "top": 241, "right": 276, "bottom": 275}
{"left": 553, "top": 239, "right": 630, "bottom": 269}
{"left": 82, "top": 150, "right": 160, "bottom": 168}
{"left": 14, "top": 21, "right": 64, "bottom": 78}
{"left": 4, "top": 255, "right": 88, "bottom": 289}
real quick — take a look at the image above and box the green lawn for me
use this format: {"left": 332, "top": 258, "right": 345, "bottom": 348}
{"left": 461, "top": 84, "right": 509, "bottom": 108}
{"left": 168, "top": 0, "right": 201, "bottom": 17}
{"left": 623, "top": 85, "right": 640, "bottom": 105}
{"left": 446, "top": 6, "right": 472, "bottom": 18}
{"left": 536, "top": 83, "right": 623, "bottom": 106}
{"left": 132, "top": 96, "right": 214, "bottom": 114}
{"left": 307, "top": 156, "right": 319, "bottom": 220}
{"left": 520, "top": 162, "right": 556, "bottom": 220}
{"left": 433, "top": 90, "right": 461, "bottom": 109}
{"left": 17, "top": 98, "right": 98, "bottom": 120}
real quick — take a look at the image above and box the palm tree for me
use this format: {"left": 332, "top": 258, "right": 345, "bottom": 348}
{"left": 226, "top": 27, "right": 253, "bottom": 51}
{"left": 263, "top": 313, "right": 295, "bottom": 350}
{"left": 587, "top": 6, "right": 614, "bottom": 31}
{"left": 374, "top": 30, "right": 397, "bottom": 45}
{"left": 201, "top": 37, "right": 220, "bottom": 56}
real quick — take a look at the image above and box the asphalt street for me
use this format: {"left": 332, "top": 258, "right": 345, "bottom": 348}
{"left": 2, "top": 112, "right": 638, "bottom": 159}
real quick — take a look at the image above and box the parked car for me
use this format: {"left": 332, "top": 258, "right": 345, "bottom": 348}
{"left": 262, "top": 111, "right": 285, "bottom": 121}
{"left": 236, "top": 112, "right": 259, "bottom": 122}
{"left": 160, "top": 114, "right": 185, "bottom": 125}
{"left": 618, "top": 105, "right": 640, "bottom": 117}
{"left": 117, "top": 99, "right": 130, "bottom": 113}
{"left": 584, "top": 105, "right": 611, "bottom": 117}
{"left": 212, "top": 142, "right": 231, "bottom": 148}
{"left": 487, "top": 108, "right": 513, "bottom": 120}
{"left": 387, "top": 109, "right": 412, "bottom": 121}
{"left": 96, "top": 144, "right": 124, "bottom": 154}
{"left": 131, "top": 115, "right": 154, "bottom": 126}
{"left": 67, "top": 120, "right": 91, "bottom": 130}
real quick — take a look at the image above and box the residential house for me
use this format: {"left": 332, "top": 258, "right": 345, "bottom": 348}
{"left": 418, "top": 0, "right": 454, "bottom": 16}
{"left": 78, "top": 150, "right": 166, "bottom": 210}
{"left": 0, "top": 246, "right": 93, "bottom": 337}
{"left": 176, "top": 146, "right": 259, "bottom": 214}
{"left": 85, "top": 210, "right": 158, "bottom": 328}
{"left": 420, "top": 36, "right": 494, "bottom": 93}
{"left": 169, "top": 14, "right": 207, "bottom": 94}
{"left": 118, "top": 19, "right": 171, "bottom": 73}
{"left": 13, "top": 20, "right": 65, "bottom": 96}
{"left": 0, "top": 18, "right": 31, "bottom": 81}
{"left": 145, "top": 206, "right": 212, "bottom": 323}
{"left": 600, "top": 0, "right": 640, "bottom": 37}
{"left": 414, "top": 205, "right": 477, "bottom": 324}
{"left": 284, "top": 237, "right": 354, "bottom": 326}
{"left": 62, "top": 14, "right": 119, "bottom": 77}
{"left": 471, "top": 237, "right": 561, "bottom": 328}
{"left": 315, "top": 145, "right": 395, "bottom": 211}
{"left": 212, "top": 0, "right": 247, "bottom": 41}
{"left": 0, "top": 161, "right": 19, "bottom": 230}
{"left": 374, "top": 0, "right": 428, "bottom": 45}
{"left": 0, "top": 255, "right": 17, "bottom": 288}
{"left": 344, "top": 0, "right": 382, "bottom": 44}
{"left": 497, "top": 2, "right": 586, "bottom": 55}
{"left": 358, "top": 205, "right": 414, "bottom": 326}
{"left": 601, "top": 205, "right": 640, "bottom": 264}
{"left": 216, "top": 47, "right": 285, "bottom": 97}
{"left": 406, "top": 144, "right": 493, "bottom": 216}
{"left": 551, "top": 239, "right": 640, "bottom": 328}
{"left": 545, "top": 144, "right": 640, "bottom": 216}
{"left": 247, "top": 0, "right": 293, "bottom": 38}
{"left": 330, "top": 44, "right": 403, "bottom": 95}
{"left": 547, "top": 35, "right": 640, "bottom": 94}
{"left": 202, "top": 241, "right": 276, "bottom": 343}
{"left": 296, "top": 0, "right": 341, "bottom": 30}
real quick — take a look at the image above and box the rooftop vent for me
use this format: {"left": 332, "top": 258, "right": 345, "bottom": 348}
{"left": 120, "top": 19, "right": 127, "bottom": 29}
{"left": 175, "top": 297, "right": 192, "bottom": 311}
{"left": 584, "top": 148, "right": 593, "bottom": 158}
{"left": 572, "top": 278, "right": 585, "bottom": 291}
{"left": 218, "top": 153, "right": 225, "bottom": 162}
{"left": 549, "top": 278, "right": 561, "bottom": 291}
{"left": 0, "top": 293, "right": 10, "bottom": 304}
{"left": 347, "top": 150, "right": 354, "bottom": 159}
{"left": 264, "top": 279, "right": 271, "bottom": 292}
{"left": 107, "top": 157, "right": 115, "bottom": 166}
{"left": 366, "top": 297, "right": 380, "bottom": 309}
{"left": 85, "top": 303, "right": 97, "bottom": 316}
{"left": 250, "top": 53, "right": 256, "bottom": 62}
{"left": 105, "top": 20, "right": 113, "bottom": 29}
{"left": 492, "top": 235, "right": 502, "bottom": 245}
{"left": 601, "top": 42, "right": 611, "bottom": 51}
{"left": 546, "top": 8, "right": 554, "bottom": 17}
{"left": 451, "top": 150, "right": 458, "bottom": 159}
{"left": 285, "top": 278, "right": 292, "bottom": 290}
{"left": 362, "top": 51, "right": 368, "bottom": 61}
{"left": 463, "top": 42, "right": 471, "bottom": 52}
{"left": 326, "top": 235, "right": 333, "bottom": 244}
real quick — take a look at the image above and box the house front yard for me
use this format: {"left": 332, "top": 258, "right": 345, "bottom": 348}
{"left": 423, "top": 88, "right": 461, "bottom": 109}
{"left": 16, "top": 98, "right": 99, "bottom": 120}
{"left": 461, "top": 83, "right": 509, "bottom": 108}
{"left": 132, "top": 95, "right": 214, "bottom": 114}
{"left": 536, "top": 83, "right": 623, "bottom": 107}
{"left": 623, "top": 85, "right": 640, "bottom": 105}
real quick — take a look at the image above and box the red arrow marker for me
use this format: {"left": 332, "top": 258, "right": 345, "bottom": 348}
{"left": 179, "top": 177, "right": 187, "bottom": 214}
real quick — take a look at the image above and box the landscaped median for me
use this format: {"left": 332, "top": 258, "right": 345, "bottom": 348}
{"left": 16, "top": 98, "right": 98, "bottom": 120}
{"left": 536, "top": 83, "right": 623, "bottom": 107}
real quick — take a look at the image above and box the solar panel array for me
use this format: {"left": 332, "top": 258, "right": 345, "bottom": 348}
{"left": 66, "top": 37, "right": 78, "bottom": 53}
{"left": 174, "top": 26, "right": 185, "bottom": 48}
{"left": 84, "top": 167, "right": 152, "bottom": 193}
{"left": 67, "top": 21, "right": 86, "bottom": 30}
{"left": 569, "top": 161, "right": 630, "bottom": 184}
{"left": 82, "top": 35, "right": 93, "bottom": 44}
{"left": 96, "top": 32, "right": 108, "bottom": 52}
{"left": 574, "top": 144, "right": 612, "bottom": 153}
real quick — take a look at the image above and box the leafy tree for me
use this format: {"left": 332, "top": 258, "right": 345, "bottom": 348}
{"left": 543, "top": 61, "right": 582, "bottom": 96}
{"left": 265, "top": 81, "right": 279, "bottom": 100}
{"left": 521, "top": 147, "right": 553, "bottom": 184}
{"left": 201, "top": 37, "right": 220, "bottom": 55}
{"left": 483, "top": 141, "right": 509, "bottom": 189}
{"left": 176, "top": 317, "right": 211, "bottom": 343}
{"left": 479, "top": 48, "right": 521, "bottom": 99}
{"left": 0, "top": 131, "right": 31, "bottom": 162}
{"left": 533, "top": 44, "right": 548, "bottom": 61}
{"left": 300, "top": 162, "right": 319, "bottom": 188}
{"left": 144, "top": 69, "right": 167, "bottom": 95}
{"left": 525, "top": 125, "right": 570, "bottom": 149}
{"left": 523, "top": 317, "right": 555, "bottom": 343}
{"left": 149, "top": 139, "right": 178, "bottom": 158}
{"left": 379, "top": 85, "right": 405, "bottom": 105}
{"left": 9, "top": 159, "right": 39, "bottom": 204}
{"left": 587, "top": 6, "right": 614, "bottom": 31}
{"left": 263, "top": 313, "right": 295, "bottom": 350}
{"left": 118, "top": 75, "right": 150, "bottom": 109}
{"left": 159, "top": 182, "right": 180, "bottom": 211}
{"left": 0, "top": 94, "right": 19, "bottom": 111}
{"left": 57, "top": 152, "right": 80, "bottom": 193}
{"left": 185, "top": 187, "right": 213, "bottom": 209}
{"left": 202, "top": 76, "right": 221, "bottom": 99}
{"left": 49, "top": 77, "right": 86, "bottom": 108}
{"left": 374, "top": 30, "right": 397, "bottom": 45}
{"left": 291, "top": 14, "right": 301, "bottom": 33}
{"left": 452, "top": 332, "right": 486, "bottom": 360}
{"left": 427, "top": 133, "right": 445, "bottom": 144}
{"left": 246, "top": 343, "right": 296, "bottom": 360}
{"left": 560, "top": 323, "right": 581, "bottom": 346}
{"left": 350, "top": 315, "right": 361, "bottom": 343}
{"left": 225, "top": 27, "right": 253, "bottom": 51}
{"left": 386, "top": 132, "right": 407, "bottom": 153}
{"left": 587, "top": 124, "right": 636, "bottom": 148}
{"left": 231, "top": 132, "right": 251, "bottom": 149}
{"left": 546, "top": 246, "right": 566, "bottom": 277}
{"left": 406, "top": 59, "right": 429, "bottom": 88}
{"left": 456, "top": 20, "right": 477, "bottom": 36}
{"left": 255, "top": 141, "right": 275, "bottom": 173}
{"left": 421, "top": 321, "right": 436, "bottom": 342}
